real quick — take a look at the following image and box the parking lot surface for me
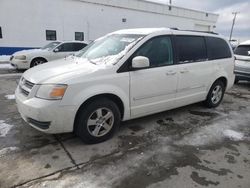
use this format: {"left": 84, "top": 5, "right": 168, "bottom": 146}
{"left": 0, "top": 67, "right": 250, "bottom": 188}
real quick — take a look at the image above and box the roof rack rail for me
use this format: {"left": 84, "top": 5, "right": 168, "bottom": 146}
{"left": 170, "top": 28, "right": 218, "bottom": 35}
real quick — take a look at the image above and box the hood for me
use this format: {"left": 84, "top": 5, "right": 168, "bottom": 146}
{"left": 13, "top": 48, "right": 44, "bottom": 56}
{"left": 23, "top": 57, "right": 111, "bottom": 84}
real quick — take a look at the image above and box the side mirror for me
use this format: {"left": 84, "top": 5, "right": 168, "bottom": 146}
{"left": 132, "top": 56, "right": 150, "bottom": 69}
{"left": 53, "top": 48, "right": 59, "bottom": 53}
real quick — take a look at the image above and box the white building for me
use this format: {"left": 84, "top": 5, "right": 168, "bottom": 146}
{"left": 0, "top": 0, "right": 218, "bottom": 55}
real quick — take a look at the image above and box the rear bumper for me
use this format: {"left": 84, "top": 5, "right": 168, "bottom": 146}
{"left": 234, "top": 71, "right": 250, "bottom": 81}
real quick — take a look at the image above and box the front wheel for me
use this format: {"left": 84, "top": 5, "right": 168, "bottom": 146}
{"left": 75, "top": 98, "right": 121, "bottom": 144}
{"left": 204, "top": 80, "right": 225, "bottom": 108}
{"left": 30, "top": 58, "right": 47, "bottom": 68}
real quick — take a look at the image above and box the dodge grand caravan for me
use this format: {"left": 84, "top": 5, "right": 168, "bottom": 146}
{"left": 15, "top": 28, "right": 235, "bottom": 144}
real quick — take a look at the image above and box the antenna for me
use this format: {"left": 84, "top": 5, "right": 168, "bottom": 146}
{"left": 229, "top": 12, "right": 239, "bottom": 41}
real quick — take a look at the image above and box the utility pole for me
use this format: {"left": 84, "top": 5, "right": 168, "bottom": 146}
{"left": 229, "top": 12, "right": 239, "bottom": 41}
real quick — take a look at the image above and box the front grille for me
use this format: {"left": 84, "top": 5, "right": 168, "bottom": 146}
{"left": 19, "top": 78, "right": 35, "bottom": 97}
{"left": 20, "top": 88, "right": 29, "bottom": 96}
{"left": 24, "top": 80, "right": 34, "bottom": 89}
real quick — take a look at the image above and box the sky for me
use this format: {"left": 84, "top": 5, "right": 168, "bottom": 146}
{"left": 149, "top": 0, "right": 250, "bottom": 42}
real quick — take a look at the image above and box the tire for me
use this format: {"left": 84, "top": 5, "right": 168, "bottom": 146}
{"left": 204, "top": 80, "right": 225, "bottom": 108}
{"left": 234, "top": 78, "right": 239, "bottom": 84}
{"left": 75, "top": 98, "right": 121, "bottom": 144}
{"left": 30, "top": 58, "right": 47, "bottom": 68}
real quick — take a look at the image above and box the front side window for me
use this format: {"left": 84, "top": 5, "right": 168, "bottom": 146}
{"left": 234, "top": 45, "right": 250, "bottom": 56}
{"left": 46, "top": 30, "right": 57, "bottom": 41}
{"left": 175, "top": 36, "right": 207, "bottom": 63}
{"left": 134, "top": 36, "right": 173, "bottom": 67}
{"left": 75, "top": 32, "right": 84, "bottom": 41}
{"left": 77, "top": 34, "right": 144, "bottom": 65}
{"left": 206, "top": 37, "right": 232, "bottom": 60}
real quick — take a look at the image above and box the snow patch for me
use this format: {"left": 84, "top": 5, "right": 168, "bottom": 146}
{"left": 176, "top": 113, "right": 249, "bottom": 147}
{"left": 0, "top": 147, "right": 19, "bottom": 157}
{"left": 5, "top": 94, "right": 15, "bottom": 100}
{"left": 0, "top": 55, "right": 11, "bottom": 63}
{"left": 0, "top": 64, "right": 15, "bottom": 69}
{"left": 223, "top": 129, "right": 244, "bottom": 141}
{"left": 0, "top": 120, "right": 14, "bottom": 137}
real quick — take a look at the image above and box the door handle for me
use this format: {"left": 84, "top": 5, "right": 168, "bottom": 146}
{"left": 166, "top": 71, "right": 176, "bottom": 76}
{"left": 180, "top": 69, "right": 189, "bottom": 74}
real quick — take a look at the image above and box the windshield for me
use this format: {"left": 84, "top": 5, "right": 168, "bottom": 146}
{"left": 234, "top": 45, "right": 250, "bottom": 56}
{"left": 76, "top": 34, "right": 144, "bottom": 65}
{"left": 41, "top": 42, "right": 61, "bottom": 50}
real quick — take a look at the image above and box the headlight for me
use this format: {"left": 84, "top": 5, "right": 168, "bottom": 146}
{"left": 14, "top": 55, "right": 26, "bottom": 60}
{"left": 36, "top": 84, "right": 68, "bottom": 100}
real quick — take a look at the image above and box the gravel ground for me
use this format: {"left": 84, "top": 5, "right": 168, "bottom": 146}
{"left": 0, "top": 71, "right": 249, "bottom": 188}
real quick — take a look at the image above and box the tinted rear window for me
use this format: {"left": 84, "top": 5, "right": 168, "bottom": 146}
{"left": 73, "top": 43, "right": 87, "bottom": 51}
{"left": 234, "top": 45, "right": 250, "bottom": 56}
{"left": 175, "top": 36, "right": 207, "bottom": 63}
{"left": 206, "top": 37, "right": 232, "bottom": 60}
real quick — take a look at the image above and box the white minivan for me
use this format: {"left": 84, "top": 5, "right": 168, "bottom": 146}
{"left": 15, "top": 28, "right": 235, "bottom": 144}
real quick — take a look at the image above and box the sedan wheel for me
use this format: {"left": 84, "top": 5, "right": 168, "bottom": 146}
{"left": 31, "top": 58, "right": 47, "bottom": 68}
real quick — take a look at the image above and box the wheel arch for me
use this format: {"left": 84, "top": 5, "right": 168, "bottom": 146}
{"left": 73, "top": 93, "right": 125, "bottom": 131}
{"left": 30, "top": 57, "right": 48, "bottom": 67}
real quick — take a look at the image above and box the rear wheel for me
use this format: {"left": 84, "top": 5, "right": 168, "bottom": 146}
{"left": 75, "top": 98, "right": 121, "bottom": 144}
{"left": 204, "top": 80, "right": 225, "bottom": 108}
{"left": 30, "top": 58, "right": 47, "bottom": 68}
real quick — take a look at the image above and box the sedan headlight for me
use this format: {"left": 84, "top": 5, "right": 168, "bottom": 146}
{"left": 36, "top": 84, "right": 68, "bottom": 100}
{"left": 14, "top": 55, "right": 26, "bottom": 60}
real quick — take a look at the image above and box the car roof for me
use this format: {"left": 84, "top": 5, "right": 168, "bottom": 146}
{"left": 60, "top": 41, "right": 88, "bottom": 44}
{"left": 112, "top": 27, "right": 222, "bottom": 38}
{"left": 239, "top": 40, "right": 250, "bottom": 46}
{"left": 112, "top": 28, "right": 170, "bottom": 35}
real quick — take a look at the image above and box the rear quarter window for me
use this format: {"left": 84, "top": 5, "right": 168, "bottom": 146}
{"left": 206, "top": 37, "right": 232, "bottom": 60}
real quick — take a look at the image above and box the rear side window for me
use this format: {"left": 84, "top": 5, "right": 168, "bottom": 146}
{"left": 206, "top": 37, "right": 232, "bottom": 60}
{"left": 234, "top": 45, "right": 250, "bottom": 56}
{"left": 175, "top": 36, "right": 207, "bottom": 63}
{"left": 73, "top": 43, "right": 87, "bottom": 51}
{"left": 56, "top": 43, "right": 74, "bottom": 52}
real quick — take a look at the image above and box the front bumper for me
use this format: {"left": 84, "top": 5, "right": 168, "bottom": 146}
{"left": 11, "top": 59, "right": 30, "bottom": 69}
{"left": 15, "top": 87, "right": 76, "bottom": 134}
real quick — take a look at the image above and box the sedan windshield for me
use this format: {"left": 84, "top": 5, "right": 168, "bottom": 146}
{"left": 41, "top": 42, "right": 61, "bottom": 50}
{"left": 76, "top": 34, "right": 144, "bottom": 65}
{"left": 234, "top": 45, "right": 250, "bottom": 56}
